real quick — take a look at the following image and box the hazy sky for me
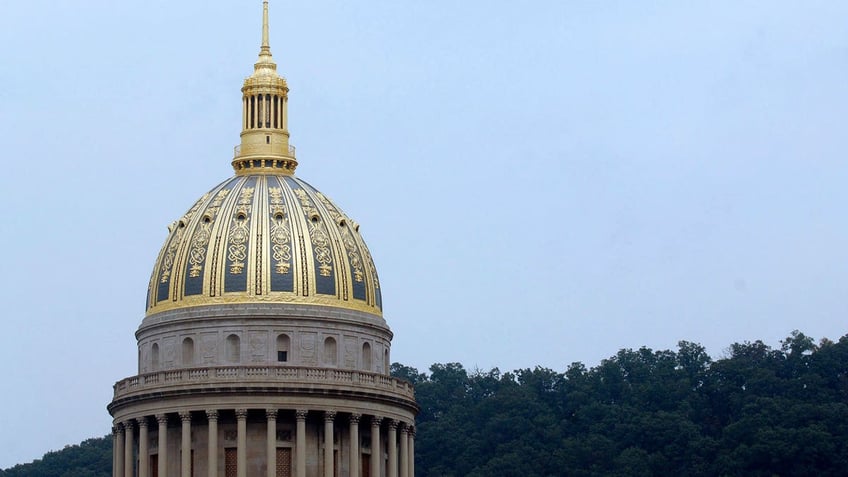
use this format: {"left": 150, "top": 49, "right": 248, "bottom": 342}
{"left": 1, "top": 0, "right": 847, "bottom": 469}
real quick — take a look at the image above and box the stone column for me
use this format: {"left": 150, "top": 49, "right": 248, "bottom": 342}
{"left": 349, "top": 414, "right": 361, "bottom": 477}
{"left": 112, "top": 427, "right": 117, "bottom": 477}
{"left": 180, "top": 412, "right": 191, "bottom": 477}
{"left": 387, "top": 420, "right": 398, "bottom": 477}
{"left": 266, "top": 409, "right": 278, "bottom": 477}
{"left": 236, "top": 409, "right": 248, "bottom": 477}
{"left": 295, "top": 410, "right": 307, "bottom": 477}
{"left": 156, "top": 414, "right": 169, "bottom": 477}
{"left": 115, "top": 424, "right": 125, "bottom": 477}
{"left": 125, "top": 420, "right": 135, "bottom": 477}
{"left": 206, "top": 410, "right": 218, "bottom": 477}
{"left": 399, "top": 425, "right": 409, "bottom": 477}
{"left": 323, "top": 411, "right": 336, "bottom": 477}
{"left": 138, "top": 418, "right": 149, "bottom": 477}
{"left": 408, "top": 427, "right": 415, "bottom": 477}
{"left": 370, "top": 417, "right": 382, "bottom": 477}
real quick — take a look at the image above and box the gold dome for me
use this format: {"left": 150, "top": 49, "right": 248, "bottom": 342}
{"left": 145, "top": 1, "right": 382, "bottom": 319}
{"left": 146, "top": 174, "right": 382, "bottom": 317}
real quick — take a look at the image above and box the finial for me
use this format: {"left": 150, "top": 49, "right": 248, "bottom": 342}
{"left": 262, "top": 1, "right": 270, "bottom": 53}
{"left": 256, "top": 0, "right": 275, "bottom": 68}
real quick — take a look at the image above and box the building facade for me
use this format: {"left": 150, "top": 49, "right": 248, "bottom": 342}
{"left": 108, "top": 3, "right": 418, "bottom": 476}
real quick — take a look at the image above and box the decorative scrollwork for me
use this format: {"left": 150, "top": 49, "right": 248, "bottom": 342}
{"left": 161, "top": 193, "right": 208, "bottom": 283}
{"left": 294, "top": 189, "right": 332, "bottom": 277}
{"left": 227, "top": 187, "right": 255, "bottom": 274}
{"left": 189, "top": 189, "right": 230, "bottom": 278}
{"left": 317, "top": 193, "right": 364, "bottom": 282}
{"left": 269, "top": 187, "right": 292, "bottom": 274}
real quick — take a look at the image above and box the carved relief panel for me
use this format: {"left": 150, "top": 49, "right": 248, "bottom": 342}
{"left": 344, "top": 336, "right": 357, "bottom": 369}
{"left": 163, "top": 337, "right": 176, "bottom": 368}
{"left": 300, "top": 332, "right": 317, "bottom": 365}
{"left": 249, "top": 331, "right": 267, "bottom": 362}
{"left": 201, "top": 332, "right": 218, "bottom": 364}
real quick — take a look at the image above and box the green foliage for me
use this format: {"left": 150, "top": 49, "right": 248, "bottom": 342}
{"left": 0, "top": 436, "right": 112, "bottom": 477}
{"left": 396, "top": 331, "right": 848, "bottom": 476}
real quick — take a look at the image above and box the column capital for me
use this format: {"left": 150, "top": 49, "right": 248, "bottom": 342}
{"left": 206, "top": 409, "right": 219, "bottom": 421}
{"left": 371, "top": 416, "right": 383, "bottom": 428}
{"left": 349, "top": 413, "right": 362, "bottom": 425}
{"left": 400, "top": 424, "right": 410, "bottom": 435}
{"left": 236, "top": 408, "right": 248, "bottom": 420}
{"left": 137, "top": 417, "right": 149, "bottom": 429}
{"left": 408, "top": 425, "right": 416, "bottom": 437}
{"left": 124, "top": 420, "right": 136, "bottom": 432}
{"left": 266, "top": 408, "right": 278, "bottom": 420}
{"left": 295, "top": 409, "right": 308, "bottom": 421}
{"left": 179, "top": 411, "right": 192, "bottom": 423}
{"left": 387, "top": 419, "right": 399, "bottom": 430}
{"left": 156, "top": 414, "right": 169, "bottom": 425}
{"left": 324, "top": 410, "right": 337, "bottom": 422}
{"left": 115, "top": 423, "right": 125, "bottom": 434}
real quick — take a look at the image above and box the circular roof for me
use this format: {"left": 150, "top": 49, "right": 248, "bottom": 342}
{"left": 146, "top": 173, "right": 383, "bottom": 318}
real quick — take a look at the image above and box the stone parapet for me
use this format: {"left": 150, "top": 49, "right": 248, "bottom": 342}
{"left": 112, "top": 365, "right": 414, "bottom": 402}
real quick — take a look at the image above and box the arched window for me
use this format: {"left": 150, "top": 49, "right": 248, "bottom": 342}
{"left": 151, "top": 343, "right": 160, "bottom": 371}
{"left": 277, "top": 334, "right": 290, "bottom": 363}
{"left": 227, "top": 334, "right": 241, "bottom": 363}
{"left": 362, "top": 342, "right": 372, "bottom": 371}
{"left": 323, "top": 337, "right": 337, "bottom": 365}
{"left": 182, "top": 337, "right": 195, "bottom": 366}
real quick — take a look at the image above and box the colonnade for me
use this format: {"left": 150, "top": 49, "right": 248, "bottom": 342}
{"left": 243, "top": 94, "right": 287, "bottom": 131}
{"left": 112, "top": 409, "right": 415, "bottom": 477}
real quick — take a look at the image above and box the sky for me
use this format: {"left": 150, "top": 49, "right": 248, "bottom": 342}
{"left": 1, "top": 0, "right": 847, "bottom": 469}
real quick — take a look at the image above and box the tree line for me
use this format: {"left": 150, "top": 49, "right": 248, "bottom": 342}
{"left": 3, "top": 331, "right": 846, "bottom": 476}
{"left": 396, "top": 331, "right": 848, "bottom": 476}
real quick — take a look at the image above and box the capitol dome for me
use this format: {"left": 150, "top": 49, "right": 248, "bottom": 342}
{"left": 109, "top": 3, "right": 417, "bottom": 477}
{"left": 146, "top": 173, "right": 383, "bottom": 318}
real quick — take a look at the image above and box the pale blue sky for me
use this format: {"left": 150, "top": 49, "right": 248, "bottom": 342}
{"left": 1, "top": 0, "right": 847, "bottom": 469}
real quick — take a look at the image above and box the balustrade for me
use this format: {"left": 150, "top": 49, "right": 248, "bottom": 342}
{"left": 113, "top": 365, "right": 415, "bottom": 400}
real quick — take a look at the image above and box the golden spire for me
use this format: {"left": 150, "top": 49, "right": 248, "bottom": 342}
{"left": 255, "top": 1, "right": 275, "bottom": 72}
{"left": 233, "top": 0, "right": 297, "bottom": 175}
